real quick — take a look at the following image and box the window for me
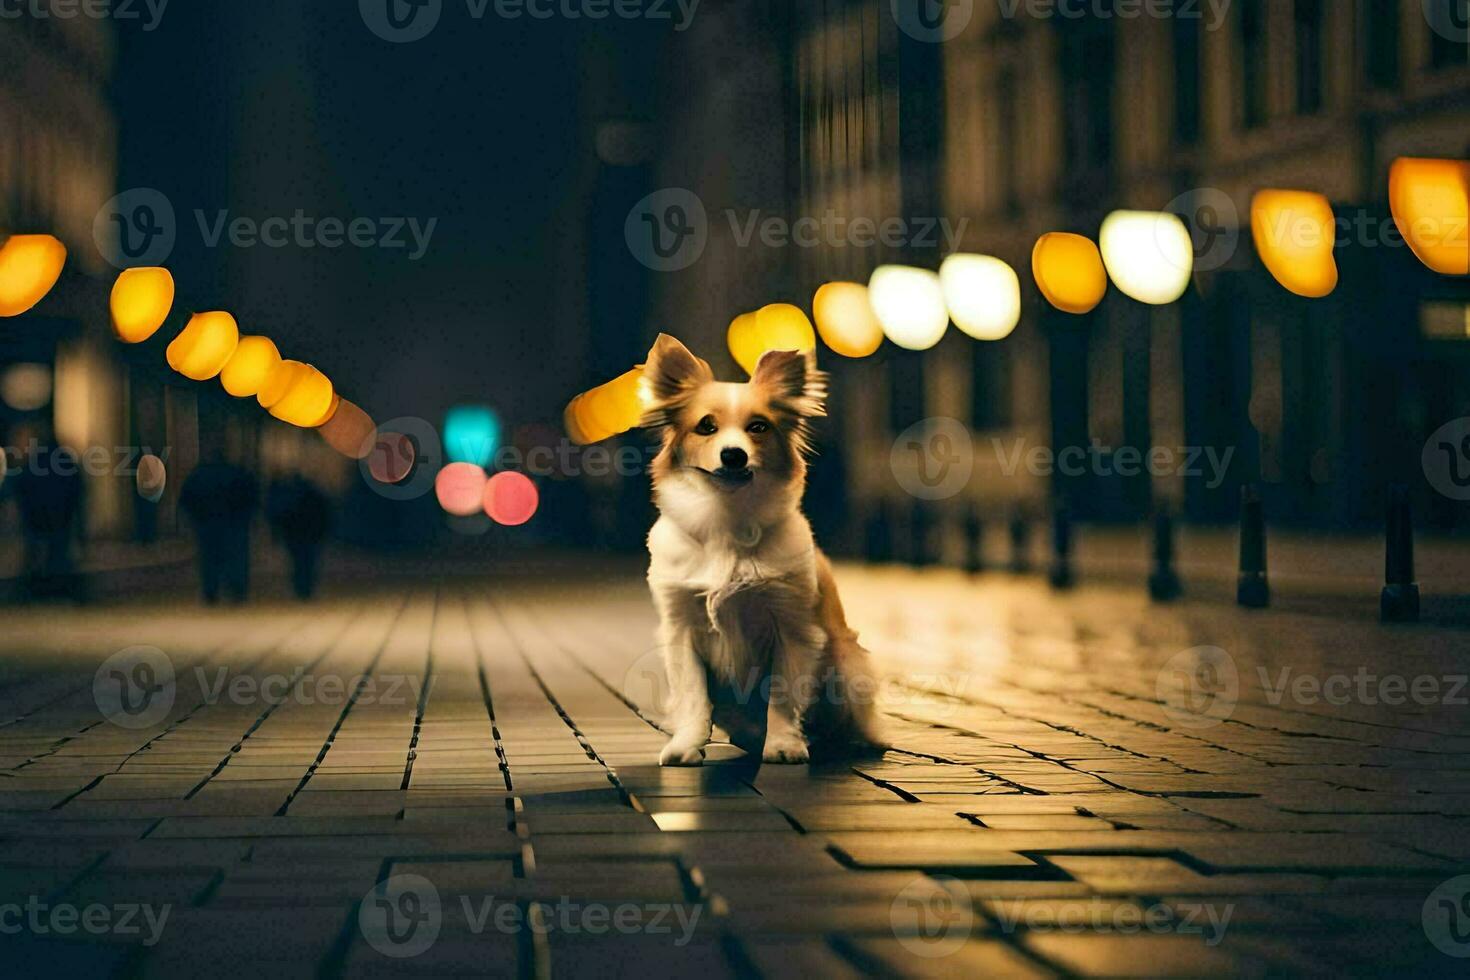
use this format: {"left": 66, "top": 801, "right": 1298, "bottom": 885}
{"left": 1239, "top": 0, "right": 1269, "bottom": 128}
{"left": 1427, "top": 0, "right": 1470, "bottom": 69}
{"left": 1173, "top": 9, "right": 1202, "bottom": 144}
{"left": 1295, "top": 0, "right": 1325, "bottom": 114}
{"left": 1363, "top": 0, "right": 1400, "bottom": 89}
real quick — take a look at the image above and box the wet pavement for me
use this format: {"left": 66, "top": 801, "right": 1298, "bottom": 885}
{"left": 1, "top": 555, "right": 1468, "bottom": 977}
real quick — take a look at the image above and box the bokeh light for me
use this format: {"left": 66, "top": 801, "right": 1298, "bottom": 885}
{"left": 868, "top": 265, "right": 949, "bottom": 350}
{"left": 435, "top": 462, "right": 488, "bottom": 517}
{"left": 0, "top": 234, "right": 66, "bottom": 318}
{"left": 166, "top": 311, "right": 240, "bottom": 381}
{"left": 1389, "top": 157, "right": 1470, "bottom": 276}
{"left": 220, "top": 336, "right": 282, "bottom": 397}
{"left": 1032, "top": 232, "right": 1108, "bottom": 314}
{"left": 1251, "top": 189, "right": 1339, "bottom": 298}
{"left": 444, "top": 405, "right": 501, "bottom": 466}
{"left": 318, "top": 398, "right": 377, "bottom": 458}
{"left": 258, "top": 361, "right": 335, "bottom": 428}
{"left": 1099, "top": 210, "right": 1195, "bottom": 305}
{"left": 727, "top": 303, "right": 817, "bottom": 374}
{"left": 368, "top": 431, "right": 416, "bottom": 484}
{"left": 566, "top": 366, "right": 645, "bottom": 445}
{"left": 812, "top": 281, "right": 884, "bottom": 358}
{"left": 939, "top": 253, "right": 1021, "bottom": 341}
{"left": 136, "top": 454, "right": 167, "bottom": 503}
{"left": 110, "top": 267, "right": 175, "bottom": 343}
{"left": 0, "top": 363, "right": 53, "bottom": 412}
{"left": 483, "top": 471, "right": 539, "bottom": 526}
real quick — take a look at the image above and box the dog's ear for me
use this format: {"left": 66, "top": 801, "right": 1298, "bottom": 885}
{"left": 752, "top": 348, "right": 827, "bottom": 419}
{"left": 640, "top": 333, "right": 712, "bottom": 428}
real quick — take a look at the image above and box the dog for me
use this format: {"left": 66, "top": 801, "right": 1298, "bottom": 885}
{"left": 641, "top": 334, "right": 885, "bottom": 765}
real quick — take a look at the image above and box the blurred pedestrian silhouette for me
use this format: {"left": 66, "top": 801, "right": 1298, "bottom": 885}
{"left": 12, "top": 439, "right": 85, "bottom": 600}
{"left": 180, "top": 451, "right": 257, "bottom": 604}
{"left": 267, "top": 474, "right": 331, "bottom": 600}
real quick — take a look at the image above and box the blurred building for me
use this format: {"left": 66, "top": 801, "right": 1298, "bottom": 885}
{"left": 646, "top": 0, "right": 1470, "bottom": 545}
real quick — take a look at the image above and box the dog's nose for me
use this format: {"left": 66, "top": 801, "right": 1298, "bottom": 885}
{"left": 720, "top": 447, "right": 748, "bottom": 470}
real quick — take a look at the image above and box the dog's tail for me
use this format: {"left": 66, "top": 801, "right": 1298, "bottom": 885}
{"left": 813, "top": 551, "right": 888, "bottom": 749}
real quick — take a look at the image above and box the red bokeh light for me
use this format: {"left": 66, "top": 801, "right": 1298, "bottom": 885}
{"left": 483, "top": 471, "right": 539, "bottom": 526}
{"left": 435, "top": 462, "right": 488, "bottom": 517}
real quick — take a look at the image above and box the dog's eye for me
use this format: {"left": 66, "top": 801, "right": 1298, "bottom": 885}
{"left": 694, "top": 416, "right": 717, "bottom": 436}
{"left": 746, "top": 420, "right": 771, "bottom": 435}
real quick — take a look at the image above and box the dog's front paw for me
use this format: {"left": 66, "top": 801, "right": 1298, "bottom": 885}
{"left": 659, "top": 737, "right": 706, "bottom": 767}
{"left": 762, "top": 733, "right": 810, "bottom": 764}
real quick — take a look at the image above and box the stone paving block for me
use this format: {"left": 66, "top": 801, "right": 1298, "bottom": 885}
{"left": 1022, "top": 931, "right": 1262, "bottom": 976}
{"left": 842, "top": 936, "right": 1058, "bottom": 978}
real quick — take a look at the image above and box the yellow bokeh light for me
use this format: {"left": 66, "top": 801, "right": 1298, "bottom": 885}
{"left": 1099, "top": 210, "right": 1195, "bottom": 305}
{"left": 939, "top": 253, "right": 1021, "bottom": 341}
{"left": 166, "top": 311, "right": 240, "bottom": 381}
{"left": 110, "top": 267, "right": 175, "bottom": 343}
{"left": 565, "top": 366, "right": 646, "bottom": 445}
{"left": 0, "top": 234, "right": 67, "bottom": 318}
{"left": 1032, "top": 232, "right": 1108, "bottom": 314}
{"left": 219, "top": 335, "right": 282, "bottom": 397}
{"left": 812, "top": 281, "right": 884, "bottom": 358}
{"left": 868, "top": 265, "right": 949, "bottom": 350}
{"left": 1251, "top": 189, "right": 1339, "bottom": 298}
{"left": 263, "top": 361, "right": 334, "bottom": 428}
{"left": 728, "top": 303, "right": 817, "bottom": 374}
{"left": 1389, "top": 158, "right": 1470, "bottom": 276}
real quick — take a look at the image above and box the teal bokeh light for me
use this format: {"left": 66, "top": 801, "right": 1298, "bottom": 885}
{"left": 443, "top": 405, "right": 501, "bottom": 467}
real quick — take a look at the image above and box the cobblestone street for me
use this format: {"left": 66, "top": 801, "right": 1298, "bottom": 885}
{"left": 2, "top": 557, "right": 1469, "bottom": 977}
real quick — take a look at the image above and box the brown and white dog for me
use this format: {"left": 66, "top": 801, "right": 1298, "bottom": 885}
{"left": 641, "top": 334, "right": 885, "bottom": 765}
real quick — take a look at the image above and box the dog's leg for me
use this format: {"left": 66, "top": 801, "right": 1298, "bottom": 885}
{"left": 659, "top": 628, "right": 711, "bottom": 767}
{"left": 763, "top": 630, "right": 816, "bottom": 764}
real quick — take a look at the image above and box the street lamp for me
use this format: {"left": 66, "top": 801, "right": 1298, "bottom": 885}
{"left": 166, "top": 311, "right": 240, "bottom": 381}
{"left": 0, "top": 234, "right": 66, "bottom": 317}
{"left": 1031, "top": 232, "right": 1107, "bottom": 314}
{"left": 1250, "top": 190, "right": 1339, "bottom": 298}
{"left": 867, "top": 264, "right": 948, "bottom": 350}
{"left": 939, "top": 253, "right": 1021, "bottom": 341}
{"left": 1389, "top": 157, "right": 1470, "bottom": 276}
{"left": 727, "top": 303, "right": 817, "bottom": 374}
{"left": 1099, "top": 210, "right": 1194, "bottom": 305}
{"left": 812, "top": 282, "right": 884, "bottom": 357}
{"left": 110, "top": 267, "right": 175, "bottom": 343}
